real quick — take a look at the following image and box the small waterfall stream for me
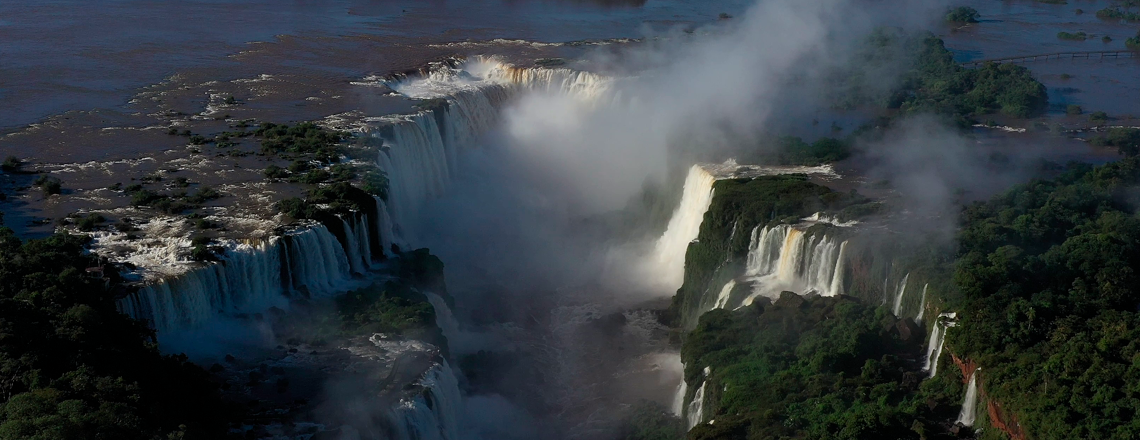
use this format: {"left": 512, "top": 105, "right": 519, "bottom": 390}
{"left": 914, "top": 284, "right": 928, "bottom": 324}
{"left": 671, "top": 380, "right": 688, "bottom": 417}
{"left": 686, "top": 380, "right": 707, "bottom": 429}
{"left": 712, "top": 279, "right": 737, "bottom": 310}
{"left": 922, "top": 313, "right": 957, "bottom": 378}
{"left": 891, "top": 273, "right": 910, "bottom": 317}
{"left": 425, "top": 292, "right": 460, "bottom": 346}
{"left": 956, "top": 368, "right": 981, "bottom": 427}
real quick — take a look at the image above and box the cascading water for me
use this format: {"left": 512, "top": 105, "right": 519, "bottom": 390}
{"left": 712, "top": 279, "right": 737, "bottom": 310}
{"left": 388, "top": 361, "right": 464, "bottom": 440}
{"left": 672, "top": 379, "right": 688, "bottom": 417}
{"left": 119, "top": 223, "right": 359, "bottom": 333}
{"left": 425, "top": 292, "right": 460, "bottom": 346}
{"left": 374, "top": 58, "right": 612, "bottom": 234}
{"left": 956, "top": 368, "right": 981, "bottom": 427}
{"left": 354, "top": 214, "right": 373, "bottom": 269}
{"left": 374, "top": 196, "right": 397, "bottom": 255}
{"left": 686, "top": 380, "right": 707, "bottom": 429}
{"left": 281, "top": 224, "right": 355, "bottom": 295}
{"left": 739, "top": 224, "right": 846, "bottom": 306}
{"left": 652, "top": 165, "right": 717, "bottom": 290}
{"left": 914, "top": 284, "right": 928, "bottom": 324}
{"left": 891, "top": 273, "right": 910, "bottom": 317}
{"left": 922, "top": 313, "right": 958, "bottom": 378}
{"left": 341, "top": 217, "right": 366, "bottom": 275}
{"left": 119, "top": 238, "right": 284, "bottom": 333}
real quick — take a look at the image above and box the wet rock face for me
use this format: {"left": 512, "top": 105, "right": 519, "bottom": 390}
{"left": 895, "top": 318, "right": 920, "bottom": 344}
{"left": 774, "top": 291, "right": 806, "bottom": 308}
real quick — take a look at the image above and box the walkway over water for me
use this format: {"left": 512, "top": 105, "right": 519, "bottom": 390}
{"left": 961, "top": 50, "right": 1137, "bottom": 68}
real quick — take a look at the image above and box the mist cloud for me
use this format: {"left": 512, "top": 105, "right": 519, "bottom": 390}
{"left": 500, "top": 0, "right": 949, "bottom": 215}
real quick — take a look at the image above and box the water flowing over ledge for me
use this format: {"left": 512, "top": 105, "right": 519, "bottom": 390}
{"left": 957, "top": 367, "right": 981, "bottom": 427}
{"left": 922, "top": 312, "right": 958, "bottom": 378}
{"left": 739, "top": 224, "right": 847, "bottom": 307}
{"left": 118, "top": 220, "right": 371, "bottom": 333}
{"left": 361, "top": 56, "right": 616, "bottom": 240}
{"left": 653, "top": 165, "right": 718, "bottom": 290}
{"left": 388, "top": 361, "right": 464, "bottom": 440}
{"left": 116, "top": 57, "right": 617, "bottom": 334}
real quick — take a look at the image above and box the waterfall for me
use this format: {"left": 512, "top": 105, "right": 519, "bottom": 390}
{"left": 369, "top": 87, "right": 508, "bottom": 230}
{"left": 118, "top": 238, "right": 284, "bottom": 332}
{"left": 712, "top": 279, "right": 737, "bottom": 310}
{"left": 773, "top": 228, "right": 807, "bottom": 284}
{"left": 957, "top": 368, "right": 981, "bottom": 427}
{"left": 341, "top": 217, "right": 366, "bottom": 275}
{"left": 744, "top": 224, "right": 786, "bottom": 277}
{"left": 828, "top": 240, "right": 847, "bottom": 297}
{"left": 652, "top": 165, "right": 717, "bottom": 290}
{"left": 281, "top": 224, "right": 354, "bottom": 295}
{"left": 686, "top": 380, "right": 707, "bottom": 429}
{"left": 374, "top": 196, "right": 397, "bottom": 255}
{"left": 374, "top": 58, "right": 610, "bottom": 233}
{"left": 478, "top": 59, "right": 614, "bottom": 101}
{"left": 891, "top": 273, "right": 910, "bottom": 317}
{"left": 389, "top": 361, "right": 463, "bottom": 440}
{"left": 923, "top": 313, "right": 958, "bottom": 378}
{"left": 425, "top": 293, "right": 460, "bottom": 346}
{"left": 922, "top": 320, "right": 944, "bottom": 377}
{"left": 119, "top": 223, "right": 360, "bottom": 333}
{"left": 354, "top": 213, "right": 373, "bottom": 268}
{"left": 739, "top": 224, "right": 847, "bottom": 306}
{"left": 373, "top": 113, "right": 456, "bottom": 228}
{"left": 671, "top": 379, "right": 688, "bottom": 417}
{"left": 915, "top": 284, "right": 928, "bottom": 324}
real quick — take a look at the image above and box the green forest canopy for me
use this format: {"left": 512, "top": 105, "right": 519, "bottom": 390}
{"left": 951, "top": 157, "right": 1140, "bottom": 440}
{"left": 0, "top": 230, "right": 233, "bottom": 439}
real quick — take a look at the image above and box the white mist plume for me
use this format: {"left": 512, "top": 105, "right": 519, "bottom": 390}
{"left": 501, "top": 0, "right": 944, "bottom": 215}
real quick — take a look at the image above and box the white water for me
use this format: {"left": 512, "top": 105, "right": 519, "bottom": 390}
{"left": 341, "top": 217, "right": 366, "bottom": 275}
{"left": 801, "top": 212, "right": 858, "bottom": 227}
{"left": 915, "top": 284, "right": 928, "bottom": 324}
{"left": 119, "top": 224, "right": 358, "bottom": 333}
{"left": 922, "top": 313, "right": 958, "bottom": 378}
{"left": 739, "top": 225, "right": 846, "bottom": 306}
{"left": 957, "top": 368, "right": 980, "bottom": 427}
{"left": 891, "top": 273, "right": 910, "bottom": 317}
{"left": 686, "top": 380, "right": 707, "bottom": 429}
{"left": 375, "top": 58, "right": 611, "bottom": 234}
{"left": 712, "top": 279, "right": 737, "bottom": 310}
{"left": 119, "top": 238, "right": 284, "bottom": 332}
{"left": 281, "top": 224, "right": 355, "bottom": 295}
{"left": 354, "top": 214, "right": 374, "bottom": 269}
{"left": 672, "top": 379, "right": 688, "bottom": 417}
{"left": 389, "top": 361, "right": 464, "bottom": 440}
{"left": 374, "top": 195, "right": 397, "bottom": 255}
{"left": 425, "top": 292, "right": 460, "bottom": 347}
{"left": 652, "top": 165, "right": 717, "bottom": 290}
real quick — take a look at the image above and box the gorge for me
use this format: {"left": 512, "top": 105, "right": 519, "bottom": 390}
{"left": 2, "top": 0, "right": 1139, "bottom": 439}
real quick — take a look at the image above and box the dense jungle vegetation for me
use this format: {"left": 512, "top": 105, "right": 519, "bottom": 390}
{"left": 893, "top": 35, "right": 1048, "bottom": 121}
{"left": 834, "top": 30, "right": 1048, "bottom": 123}
{"left": 951, "top": 157, "right": 1140, "bottom": 439}
{"left": 0, "top": 229, "right": 235, "bottom": 439}
{"left": 681, "top": 294, "right": 961, "bottom": 440}
{"left": 672, "top": 158, "right": 1140, "bottom": 439}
